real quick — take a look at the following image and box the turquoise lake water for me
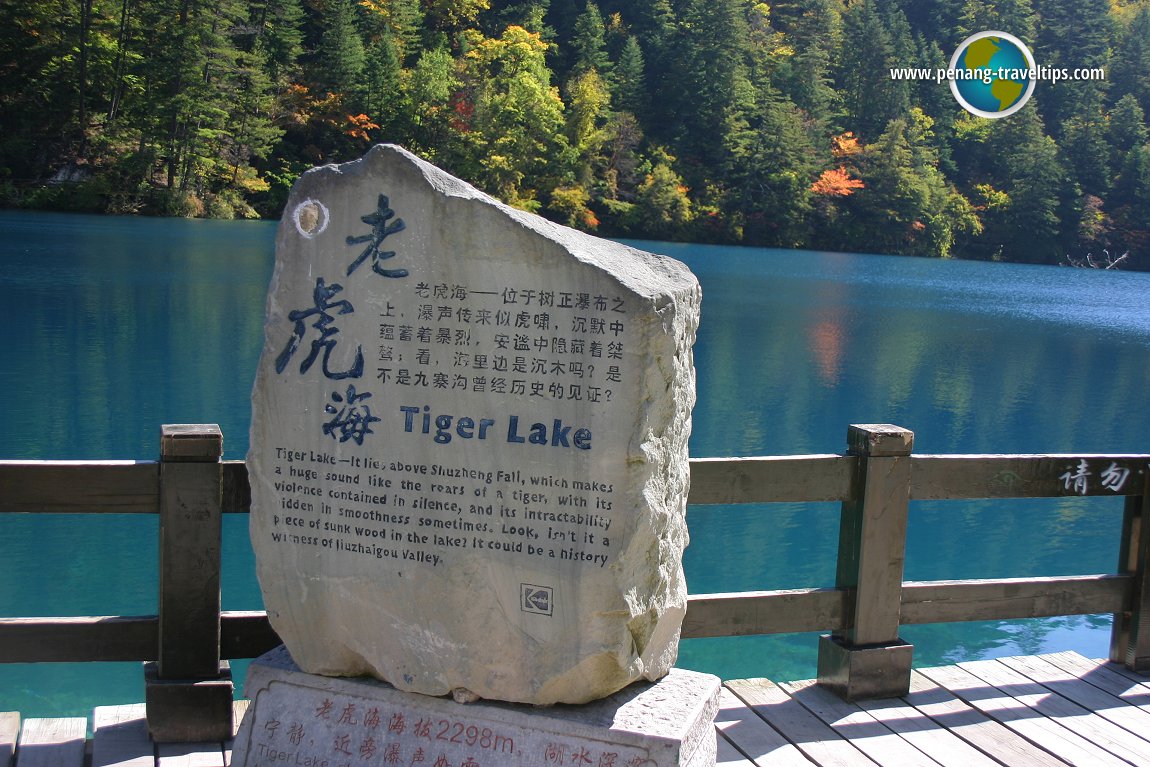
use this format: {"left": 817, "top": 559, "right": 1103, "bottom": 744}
{"left": 3, "top": 210, "right": 1149, "bottom": 717}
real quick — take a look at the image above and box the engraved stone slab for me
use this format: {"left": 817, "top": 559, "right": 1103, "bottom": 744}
{"left": 233, "top": 647, "right": 720, "bottom": 767}
{"left": 248, "top": 145, "right": 701, "bottom": 704}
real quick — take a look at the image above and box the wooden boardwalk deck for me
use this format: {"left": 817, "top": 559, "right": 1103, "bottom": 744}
{"left": 2, "top": 652, "right": 1148, "bottom": 766}
{"left": 1, "top": 700, "right": 250, "bottom": 767}
{"left": 718, "top": 651, "right": 1150, "bottom": 767}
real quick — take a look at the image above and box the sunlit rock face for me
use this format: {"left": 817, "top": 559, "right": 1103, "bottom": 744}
{"left": 249, "top": 145, "right": 700, "bottom": 705}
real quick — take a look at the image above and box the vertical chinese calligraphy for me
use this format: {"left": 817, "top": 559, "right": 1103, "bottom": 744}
{"left": 276, "top": 192, "right": 411, "bottom": 446}
{"left": 323, "top": 385, "right": 381, "bottom": 445}
{"left": 275, "top": 277, "right": 364, "bottom": 380}
{"left": 347, "top": 194, "right": 408, "bottom": 278}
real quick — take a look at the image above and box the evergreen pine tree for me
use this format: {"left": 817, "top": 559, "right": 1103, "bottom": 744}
{"left": 986, "top": 107, "right": 1065, "bottom": 262}
{"left": 657, "top": 0, "right": 749, "bottom": 181}
{"left": 777, "top": 0, "right": 842, "bottom": 131}
{"left": 1112, "top": 6, "right": 1150, "bottom": 116}
{"left": 1061, "top": 85, "right": 1111, "bottom": 197}
{"left": 957, "top": 0, "right": 1036, "bottom": 43}
{"left": 1032, "top": 0, "right": 1112, "bottom": 131}
{"left": 611, "top": 35, "right": 647, "bottom": 116}
{"left": 572, "top": 1, "right": 611, "bottom": 79}
{"left": 724, "top": 88, "right": 818, "bottom": 247}
{"left": 359, "top": 31, "right": 405, "bottom": 136}
{"left": 1109, "top": 94, "right": 1148, "bottom": 167}
{"left": 1110, "top": 142, "right": 1150, "bottom": 254}
{"left": 255, "top": 0, "right": 304, "bottom": 87}
{"left": 316, "top": 0, "right": 366, "bottom": 95}
{"left": 836, "top": 1, "right": 909, "bottom": 140}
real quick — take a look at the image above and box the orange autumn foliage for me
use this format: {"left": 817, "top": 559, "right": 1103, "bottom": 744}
{"left": 344, "top": 114, "right": 380, "bottom": 142}
{"left": 831, "top": 131, "right": 862, "bottom": 158}
{"left": 810, "top": 167, "right": 865, "bottom": 197}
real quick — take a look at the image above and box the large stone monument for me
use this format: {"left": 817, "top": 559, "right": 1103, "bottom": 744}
{"left": 237, "top": 145, "right": 714, "bottom": 766}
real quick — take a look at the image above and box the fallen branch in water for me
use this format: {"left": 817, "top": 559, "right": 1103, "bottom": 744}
{"left": 1063, "top": 249, "right": 1129, "bottom": 269}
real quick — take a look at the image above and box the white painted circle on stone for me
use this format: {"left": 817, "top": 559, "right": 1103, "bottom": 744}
{"left": 292, "top": 198, "right": 329, "bottom": 238}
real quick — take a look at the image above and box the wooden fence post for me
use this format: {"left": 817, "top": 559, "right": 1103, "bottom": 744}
{"left": 817, "top": 424, "right": 914, "bottom": 700}
{"left": 145, "top": 424, "right": 234, "bottom": 742}
{"left": 1110, "top": 469, "right": 1150, "bottom": 671}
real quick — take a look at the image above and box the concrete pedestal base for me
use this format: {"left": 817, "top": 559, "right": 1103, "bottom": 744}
{"left": 816, "top": 634, "right": 913, "bottom": 701}
{"left": 233, "top": 646, "right": 720, "bottom": 767}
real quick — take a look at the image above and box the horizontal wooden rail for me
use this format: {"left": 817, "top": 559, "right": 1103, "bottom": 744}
{"left": 4, "top": 453, "right": 1148, "bottom": 515}
{"left": 680, "top": 574, "right": 1131, "bottom": 639}
{"left": 909, "top": 455, "right": 1150, "bottom": 500}
{"left": 0, "top": 573, "right": 1131, "bottom": 662}
{"left": 0, "top": 612, "right": 282, "bottom": 663}
{"left": 898, "top": 574, "right": 1132, "bottom": 623}
{"left": 0, "top": 461, "right": 159, "bottom": 514}
{"left": 0, "top": 460, "right": 250, "bottom": 514}
{"left": 682, "top": 589, "right": 848, "bottom": 638}
{"left": 687, "top": 455, "right": 856, "bottom": 504}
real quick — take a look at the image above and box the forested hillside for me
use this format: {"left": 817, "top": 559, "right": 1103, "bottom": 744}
{"left": 3, "top": 0, "right": 1149, "bottom": 266}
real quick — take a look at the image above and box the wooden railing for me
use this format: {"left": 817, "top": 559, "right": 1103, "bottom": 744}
{"left": 1, "top": 424, "right": 1148, "bottom": 736}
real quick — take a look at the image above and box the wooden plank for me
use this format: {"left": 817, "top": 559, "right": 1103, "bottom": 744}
{"left": 3, "top": 452, "right": 1147, "bottom": 513}
{"left": 1042, "top": 652, "right": 1150, "bottom": 706}
{"left": 0, "top": 611, "right": 278, "bottom": 664}
{"left": 232, "top": 699, "right": 250, "bottom": 737}
{"left": 158, "top": 424, "right": 222, "bottom": 679}
{"left": 997, "top": 654, "right": 1150, "bottom": 739}
{"left": 92, "top": 704, "right": 153, "bottom": 767}
{"left": 0, "top": 573, "right": 1128, "bottom": 662}
{"left": 1081, "top": 659, "right": 1150, "bottom": 698}
{"left": 687, "top": 455, "right": 856, "bottom": 505}
{"left": 900, "top": 575, "right": 1131, "bottom": 624}
{"left": 680, "top": 575, "right": 1129, "bottom": 640}
{"left": 683, "top": 589, "right": 847, "bottom": 638}
{"left": 156, "top": 742, "right": 224, "bottom": 767}
{"left": 1105, "top": 658, "right": 1150, "bottom": 685}
{"left": 220, "top": 462, "right": 250, "bottom": 514}
{"left": 0, "top": 616, "right": 157, "bottom": 663}
{"left": 855, "top": 689, "right": 1001, "bottom": 767}
{"left": 920, "top": 663, "right": 1128, "bottom": 767}
{"left": 910, "top": 455, "right": 1150, "bottom": 500}
{"left": 0, "top": 461, "right": 159, "bottom": 514}
{"left": 960, "top": 658, "right": 1150, "bottom": 765}
{"left": 1099, "top": 667, "right": 1150, "bottom": 707}
{"left": 223, "top": 700, "right": 250, "bottom": 767}
{"left": 725, "top": 678, "right": 879, "bottom": 767}
{"left": 716, "top": 731, "right": 757, "bottom": 767}
{"left": 715, "top": 687, "right": 814, "bottom": 767}
{"left": 0, "top": 713, "right": 18, "bottom": 767}
{"left": 0, "top": 611, "right": 279, "bottom": 664}
{"left": 904, "top": 670, "right": 1069, "bottom": 767}
{"left": 1101, "top": 661, "right": 1150, "bottom": 687}
{"left": 15, "top": 717, "right": 87, "bottom": 767}
{"left": 219, "top": 612, "right": 280, "bottom": 660}
{"left": 780, "top": 680, "right": 939, "bottom": 767}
